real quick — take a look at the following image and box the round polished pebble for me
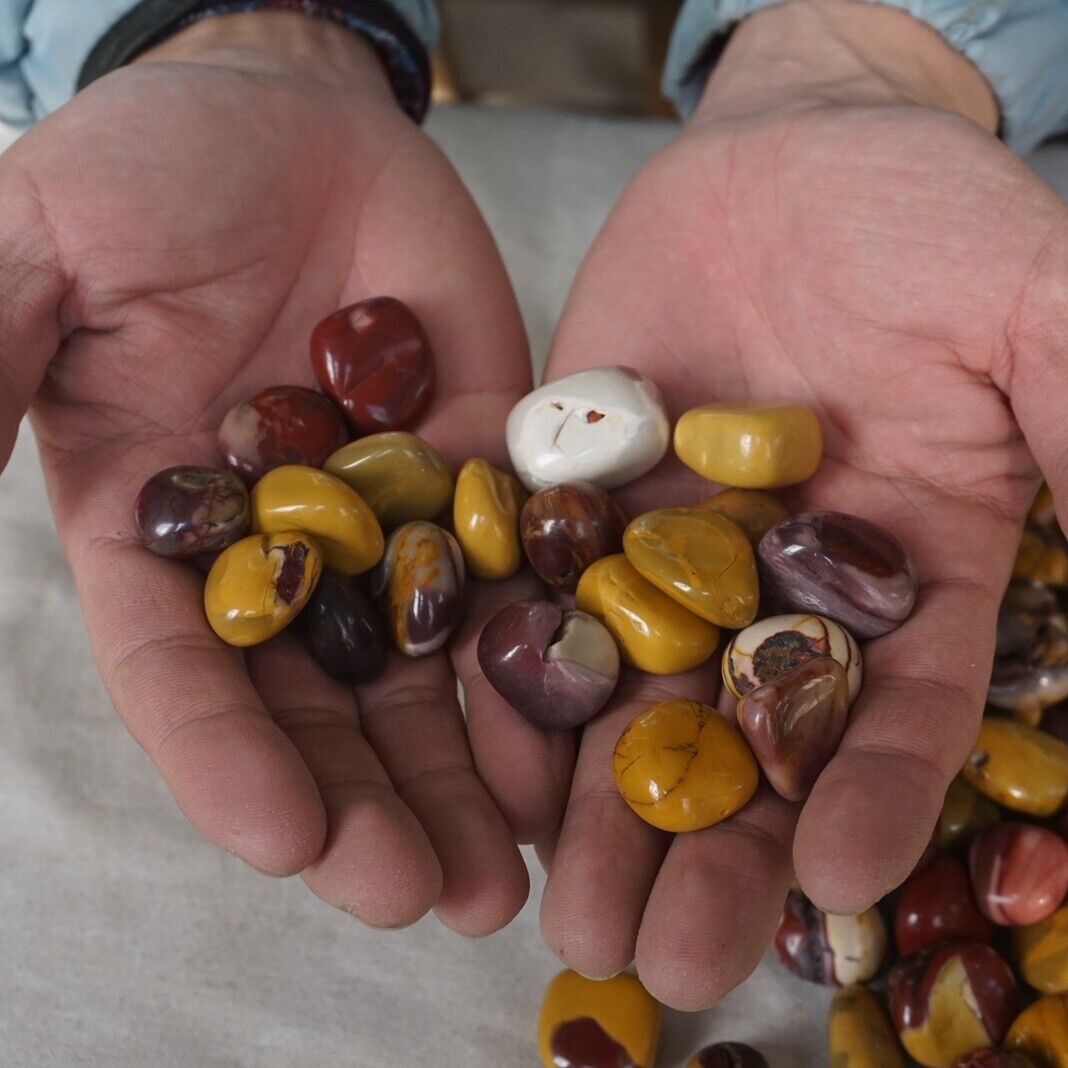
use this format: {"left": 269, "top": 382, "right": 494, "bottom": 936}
{"left": 775, "top": 890, "right": 886, "bottom": 986}
{"left": 576, "top": 555, "right": 720, "bottom": 675}
{"left": 311, "top": 296, "right": 434, "bottom": 433}
{"left": 888, "top": 943, "right": 1018, "bottom": 1068}
{"left": 758, "top": 511, "right": 917, "bottom": 639}
{"left": 1015, "top": 904, "right": 1068, "bottom": 994}
{"left": 895, "top": 854, "right": 993, "bottom": 956}
{"left": 736, "top": 658, "right": 850, "bottom": 802}
{"left": 537, "top": 970, "right": 660, "bottom": 1068}
{"left": 477, "top": 600, "right": 619, "bottom": 730}
{"left": 937, "top": 777, "right": 1003, "bottom": 852}
{"left": 216, "top": 385, "right": 347, "bottom": 484}
{"left": 828, "top": 984, "right": 906, "bottom": 1068}
{"left": 953, "top": 1052, "right": 1041, "bottom": 1068}
{"left": 452, "top": 458, "right": 527, "bottom": 580}
{"left": 612, "top": 699, "right": 758, "bottom": 833}
{"left": 370, "top": 521, "right": 464, "bottom": 657}
{"left": 1005, "top": 994, "right": 1068, "bottom": 1067}
{"left": 962, "top": 718, "right": 1068, "bottom": 817}
{"left": 297, "top": 569, "right": 387, "bottom": 684}
{"left": 521, "top": 481, "right": 626, "bottom": 590}
{"left": 687, "top": 1042, "right": 768, "bottom": 1068}
{"left": 722, "top": 613, "right": 862, "bottom": 703}
{"left": 506, "top": 366, "right": 670, "bottom": 492}
{"left": 204, "top": 532, "right": 322, "bottom": 647}
{"left": 251, "top": 464, "right": 384, "bottom": 576}
{"left": 623, "top": 507, "right": 758, "bottom": 628}
{"left": 1014, "top": 525, "right": 1068, "bottom": 586}
{"left": 696, "top": 488, "right": 790, "bottom": 545}
{"left": 135, "top": 465, "right": 249, "bottom": 558}
{"left": 969, "top": 823, "right": 1068, "bottom": 926}
{"left": 323, "top": 432, "right": 453, "bottom": 530}
{"left": 674, "top": 401, "right": 822, "bottom": 489}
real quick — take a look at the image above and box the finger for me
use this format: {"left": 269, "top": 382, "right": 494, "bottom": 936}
{"left": 356, "top": 650, "right": 529, "bottom": 936}
{"left": 246, "top": 635, "right": 442, "bottom": 928}
{"left": 450, "top": 573, "right": 577, "bottom": 843}
{"left": 540, "top": 669, "right": 718, "bottom": 979}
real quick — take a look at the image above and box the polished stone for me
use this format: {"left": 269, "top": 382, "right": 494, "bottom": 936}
{"left": 962, "top": 718, "right": 1068, "bottom": 817}
{"left": 895, "top": 855, "right": 993, "bottom": 956}
{"left": 828, "top": 984, "right": 906, "bottom": 1068}
{"left": 687, "top": 1043, "right": 768, "bottom": 1068}
{"left": 1014, "top": 524, "right": 1068, "bottom": 586}
{"left": 452, "top": 458, "right": 526, "bottom": 580}
{"left": 937, "top": 777, "right": 1002, "bottom": 852}
{"left": 969, "top": 823, "right": 1068, "bottom": 926}
{"left": 1015, "top": 905, "right": 1068, "bottom": 995}
{"left": 696, "top": 488, "right": 790, "bottom": 545}
{"left": 953, "top": 1051, "right": 1040, "bottom": 1068}
{"left": 297, "top": 569, "right": 387, "bottom": 684}
{"left": 1006, "top": 994, "right": 1068, "bottom": 1067}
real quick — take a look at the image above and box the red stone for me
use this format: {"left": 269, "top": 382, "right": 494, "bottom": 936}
{"left": 895, "top": 854, "right": 993, "bottom": 956}
{"left": 969, "top": 822, "right": 1068, "bottom": 926}
{"left": 310, "top": 297, "right": 435, "bottom": 434}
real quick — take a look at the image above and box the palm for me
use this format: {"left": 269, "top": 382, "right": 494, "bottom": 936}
{"left": 542, "top": 105, "right": 1068, "bottom": 1005}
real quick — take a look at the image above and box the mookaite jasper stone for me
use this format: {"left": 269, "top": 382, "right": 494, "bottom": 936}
{"left": 204, "top": 533, "right": 322, "bottom": 646}
{"left": 452, "top": 458, "right": 526, "bottom": 580}
{"left": 969, "top": 823, "right": 1068, "bottom": 926}
{"left": 1006, "top": 994, "right": 1068, "bottom": 1067}
{"left": 370, "top": 521, "right": 464, "bottom": 656}
{"left": 1015, "top": 905, "right": 1068, "bottom": 994}
{"left": 506, "top": 366, "right": 670, "bottom": 492}
{"left": 962, "top": 718, "right": 1068, "bottom": 817}
{"left": 217, "top": 385, "right": 347, "bottom": 484}
{"left": 953, "top": 1052, "right": 1040, "bottom": 1068}
{"left": 297, "top": 569, "right": 387, "bottom": 684}
{"left": 1015, "top": 525, "right": 1068, "bottom": 586}
{"left": 323, "top": 432, "right": 453, "bottom": 530}
{"left": 722, "top": 613, "right": 862, "bottom": 703}
{"left": 888, "top": 943, "right": 1018, "bottom": 1068}
{"left": 674, "top": 402, "right": 822, "bottom": 489}
{"left": 537, "top": 970, "right": 660, "bottom": 1068}
{"left": 310, "top": 296, "right": 434, "bottom": 433}
{"left": 687, "top": 1043, "right": 768, "bottom": 1068}
{"left": 135, "top": 465, "right": 249, "bottom": 557}
{"left": 828, "top": 984, "right": 906, "bottom": 1068}
{"left": 623, "top": 507, "right": 758, "bottom": 628}
{"left": 937, "top": 777, "right": 1002, "bottom": 852}
{"left": 612, "top": 699, "right": 758, "bottom": 832}
{"left": 758, "top": 511, "right": 917, "bottom": 638}
{"left": 736, "top": 658, "right": 850, "bottom": 802}
{"left": 477, "top": 600, "right": 619, "bottom": 730}
{"left": 251, "top": 465, "right": 384, "bottom": 576}
{"left": 775, "top": 891, "right": 886, "bottom": 986}
{"left": 696, "top": 488, "right": 790, "bottom": 545}
{"left": 895, "top": 855, "right": 993, "bottom": 956}
{"left": 521, "top": 481, "right": 626, "bottom": 590}
{"left": 576, "top": 555, "right": 720, "bottom": 675}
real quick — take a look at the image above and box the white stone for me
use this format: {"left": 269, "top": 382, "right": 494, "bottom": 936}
{"left": 505, "top": 366, "right": 670, "bottom": 491}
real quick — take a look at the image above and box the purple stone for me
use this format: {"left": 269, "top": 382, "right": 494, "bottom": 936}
{"left": 297, "top": 570, "right": 387, "bottom": 684}
{"left": 989, "top": 582, "right": 1068, "bottom": 715}
{"left": 758, "top": 511, "right": 917, "bottom": 639}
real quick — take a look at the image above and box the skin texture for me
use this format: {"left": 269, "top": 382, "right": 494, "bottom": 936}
{"left": 539, "top": 0, "right": 1068, "bottom": 1013}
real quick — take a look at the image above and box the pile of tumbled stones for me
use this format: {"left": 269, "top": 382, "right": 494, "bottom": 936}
{"left": 133, "top": 296, "right": 1068, "bottom": 1066}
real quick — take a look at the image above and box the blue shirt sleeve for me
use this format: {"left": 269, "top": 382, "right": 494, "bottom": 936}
{"left": 663, "top": 0, "right": 1068, "bottom": 155}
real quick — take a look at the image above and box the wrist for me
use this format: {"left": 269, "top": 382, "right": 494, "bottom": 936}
{"left": 695, "top": 0, "right": 998, "bottom": 131}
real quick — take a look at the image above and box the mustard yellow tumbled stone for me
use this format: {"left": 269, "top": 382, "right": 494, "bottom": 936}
{"left": 1006, "top": 994, "right": 1068, "bottom": 1067}
{"left": 537, "top": 970, "right": 661, "bottom": 1068}
{"left": 696, "top": 488, "right": 790, "bottom": 545}
{"left": 674, "top": 402, "right": 822, "bottom": 489}
{"left": 623, "top": 507, "right": 758, "bottom": 628}
{"left": 452, "top": 458, "right": 526, "bottom": 580}
{"left": 1016, "top": 905, "right": 1068, "bottom": 995}
{"left": 575, "top": 554, "right": 719, "bottom": 674}
{"left": 323, "top": 432, "right": 453, "bottom": 530}
{"left": 204, "top": 532, "right": 322, "bottom": 647}
{"left": 828, "top": 985, "right": 906, "bottom": 1068}
{"left": 961, "top": 717, "right": 1068, "bottom": 817}
{"left": 613, "top": 699, "right": 758, "bottom": 832}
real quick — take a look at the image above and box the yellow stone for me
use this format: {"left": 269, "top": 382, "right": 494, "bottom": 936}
{"left": 575, "top": 554, "right": 719, "bottom": 675}
{"left": 696, "top": 488, "right": 790, "bottom": 544}
{"left": 323, "top": 432, "right": 453, "bottom": 530}
{"left": 1030, "top": 482, "right": 1057, "bottom": 528}
{"left": 1006, "top": 994, "right": 1068, "bottom": 1067}
{"left": 452, "top": 458, "right": 526, "bottom": 580}
{"left": 204, "top": 532, "right": 322, "bottom": 647}
{"left": 1016, "top": 905, "right": 1068, "bottom": 995}
{"left": 251, "top": 464, "right": 383, "bottom": 576}
{"left": 827, "top": 985, "right": 905, "bottom": 1068}
{"left": 537, "top": 970, "right": 660, "bottom": 1068}
{"left": 623, "top": 507, "right": 758, "bottom": 628}
{"left": 612, "top": 699, "right": 758, "bottom": 832}
{"left": 961, "top": 717, "right": 1068, "bottom": 817}
{"left": 674, "top": 402, "right": 823, "bottom": 489}
{"left": 1014, "top": 526, "right": 1068, "bottom": 586}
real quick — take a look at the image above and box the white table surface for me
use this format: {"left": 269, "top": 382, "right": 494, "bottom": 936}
{"left": 0, "top": 106, "right": 1066, "bottom": 1068}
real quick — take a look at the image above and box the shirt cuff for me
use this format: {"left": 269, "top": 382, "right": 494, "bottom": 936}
{"left": 662, "top": 0, "right": 1068, "bottom": 155}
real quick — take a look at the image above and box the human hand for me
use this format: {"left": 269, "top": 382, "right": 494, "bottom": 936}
{"left": 0, "top": 11, "right": 572, "bottom": 933}
{"left": 539, "top": 0, "right": 1068, "bottom": 1006}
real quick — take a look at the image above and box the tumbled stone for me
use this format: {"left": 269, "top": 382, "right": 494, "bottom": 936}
{"left": 970, "top": 823, "right": 1068, "bottom": 927}
{"left": 1014, "top": 525, "right": 1068, "bottom": 586}
{"left": 937, "top": 777, "right": 1002, "bottom": 852}
{"left": 687, "top": 1043, "right": 768, "bottom": 1068}
{"left": 895, "top": 854, "right": 993, "bottom": 956}
{"left": 696, "top": 488, "right": 790, "bottom": 545}
{"left": 953, "top": 1051, "right": 1040, "bottom": 1068}
{"left": 962, "top": 718, "right": 1068, "bottom": 817}
{"left": 828, "top": 984, "right": 906, "bottom": 1068}
{"left": 1015, "top": 905, "right": 1068, "bottom": 995}
{"left": 1005, "top": 994, "right": 1068, "bottom": 1067}
{"left": 452, "top": 458, "right": 527, "bottom": 580}
{"left": 297, "top": 569, "right": 387, "bottom": 684}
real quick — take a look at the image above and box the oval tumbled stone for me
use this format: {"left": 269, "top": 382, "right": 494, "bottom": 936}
{"left": 962, "top": 718, "right": 1068, "bottom": 817}
{"left": 453, "top": 458, "right": 527, "bottom": 580}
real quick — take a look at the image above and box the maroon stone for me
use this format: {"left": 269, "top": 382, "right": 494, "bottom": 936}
{"left": 550, "top": 1018, "right": 635, "bottom": 1068}
{"left": 953, "top": 1051, "right": 1040, "bottom": 1068}
{"left": 894, "top": 854, "right": 993, "bottom": 956}
{"left": 693, "top": 1043, "right": 768, "bottom": 1068}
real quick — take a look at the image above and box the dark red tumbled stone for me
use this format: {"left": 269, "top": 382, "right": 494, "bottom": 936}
{"left": 953, "top": 1050, "right": 1040, "bottom": 1067}
{"left": 310, "top": 297, "right": 435, "bottom": 434}
{"left": 894, "top": 854, "right": 993, "bottom": 956}
{"left": 550, "top": 1018, "right": 635, "bottom": 1068}
{"left": 691, "top": 1042, "right": 769, "bottom": 1068}
{"left": 297, "top": 570, "right": 387, "bottom": 684}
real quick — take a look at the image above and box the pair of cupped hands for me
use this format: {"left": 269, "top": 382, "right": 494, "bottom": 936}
{"left": 1, "top": 0, "right": 1067, "bottom": 1009}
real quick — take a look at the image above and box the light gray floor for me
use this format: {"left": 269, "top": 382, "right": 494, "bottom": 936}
{"left": 1, "top": 106, "right": 1066, "bottom": 1066}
